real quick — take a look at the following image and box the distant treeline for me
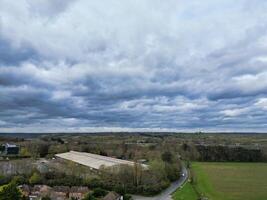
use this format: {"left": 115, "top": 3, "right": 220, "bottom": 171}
{"left": 196, "top": 145, "right": 266, "bottom": 162}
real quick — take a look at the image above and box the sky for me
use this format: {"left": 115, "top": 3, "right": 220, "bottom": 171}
{"left": 1, "top": 0, "right": 267, "bottom": 133}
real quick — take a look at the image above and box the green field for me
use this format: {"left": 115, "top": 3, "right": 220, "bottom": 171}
{"left": 173, "top": 162, "right": 267, "bottom": 200}
{"left": 193, "top": 162, "right": 267, "bottom": 200}
{"left": 172, "top": 182, "right": 198, "bottom": 200}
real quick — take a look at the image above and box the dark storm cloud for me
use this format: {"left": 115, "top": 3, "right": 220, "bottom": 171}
{"left": 1, "top": 0, "right": 267, "bottom": 132}
{"left": 0, "top": 37, "right": 38, "bottom": 65}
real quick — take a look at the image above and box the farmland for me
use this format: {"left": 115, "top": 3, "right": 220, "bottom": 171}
{"left": 188, "top": 162, "right": 267, "bottom": 200}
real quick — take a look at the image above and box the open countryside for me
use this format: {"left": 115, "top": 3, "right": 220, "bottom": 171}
{"left": 173, "top": 162, "right": 267, "bottom": 200}
{"left": 1, "top": 133, "right": 267, "bottom": 200}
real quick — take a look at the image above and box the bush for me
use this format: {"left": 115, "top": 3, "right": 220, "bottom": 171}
{"left": 92, "top": 188, "right": 107, "bottom": 197}
{"left": 82, "top": 192, "right": 96, "bottom": 200}
{"left": 165, "top": 163, "right": 180, "bottom": 181}
{"left": 41, "top": 196, "right": 51, "bottom": 200}
{"left": 29, "top": 172, "right": 42, "bottom": 185}
{"left": 0, "top": 183, "right": 23, "bottom": 200}
{"left": 0, "top": 175, "right": 12, "bottom": 186}
{"left": 46, "top": 175, "right": 83, "bottom": 186}
{"left": 123, "top": 194, "right": 132, "bottom": 200}
{"left": 161, "top": 151, "right": 173, "bottom": 163}
{"left": 85, "top": 178, "right": 102, "bottom": 188}
{"left": 11, "top": 176, "right": 27, "bottom": 186}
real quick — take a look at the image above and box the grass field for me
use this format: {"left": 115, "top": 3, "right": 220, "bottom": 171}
{"left": 173, "top": 162, "right": 267, "bottom": 200}
{"left": 172, "top": 182, "right": 198, "bottom": 200}
{"left": 193, "top": 162, "right": 267, "bottom": 200}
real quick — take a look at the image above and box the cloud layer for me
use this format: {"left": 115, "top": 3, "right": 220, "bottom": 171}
{"left": 1, "top": 0, "right": 267, "bottom": 132}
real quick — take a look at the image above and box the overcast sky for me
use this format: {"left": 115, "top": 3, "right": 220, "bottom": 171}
{"left": 1, "top": 0, "right": 267, "bottom": 133}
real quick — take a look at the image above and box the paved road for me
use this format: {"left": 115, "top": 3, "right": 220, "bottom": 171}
{"left": 132, "top": 166, "right": 188, "bottom": 200}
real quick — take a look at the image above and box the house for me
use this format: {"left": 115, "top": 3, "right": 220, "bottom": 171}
{"left": 103, "top": 192, "right": 122, "bottom": 200}
{"left": 19, "top": 185, "right": 31, "bottom": 197}
{"left": 69, "top": 186, "right": 89, "bottom": 200}
{"left": 28, "top": 195, "right": 39, "bottom": 200}
{"left": 31, "top": 185, "right": 52, "bottom": 198}
{"left": 30, "top": 185, "right": 41, "bottom": 197}
{"left": 0, "top": 143, "right": 20, "bottom": 155}
{"left": 51, "top": 186, "right": 70, "bottom": 200}
{"left": 18, "top": 185, "right": 91, "bottom": 200}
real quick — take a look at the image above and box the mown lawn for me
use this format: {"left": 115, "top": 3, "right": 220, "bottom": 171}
{"left": 192, "top": 162, "right": 267, "bottom": 200}
{"left": 172, "top": 182, "right": 198, "bottom": 200}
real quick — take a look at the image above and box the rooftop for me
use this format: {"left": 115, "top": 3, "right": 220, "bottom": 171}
{"left": 5, "top": 143, "right": 18, "bottom": 148}
{"left": 103, "top": 191, "right": 121, "bottom": 200}
{"left": 55, "top": 151, "right": 148, "bottom": 170}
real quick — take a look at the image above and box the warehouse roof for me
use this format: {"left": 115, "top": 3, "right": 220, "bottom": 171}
{"left": 5, "top": 143, "right": 18, "bottom": 148}
{"left": 55, "top": 151, "right": 148, "bottom": 170}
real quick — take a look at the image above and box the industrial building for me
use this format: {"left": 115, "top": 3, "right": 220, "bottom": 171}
{"left": 56, "top": 151, "right": 148, "bottom": 170}
{"left": 0, "top": 143, "right": 20, "bottom": 155}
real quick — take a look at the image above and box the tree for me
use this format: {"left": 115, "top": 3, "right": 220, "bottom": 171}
{"left": 92, "top": 188, "right": 107, "bottom": 197}
{"left": 21, "top": 196, "right": 29, "bottom": 200}
{"left": 11, "top": 176, "right": 26, "bottom": 186}
{"left": 82, "top": 192, "right": 96, "bottom": 200}
{"left": 123, "top": 194, "right": 133, "bottom": 200}
{"left": 29, "top": 172, "right": 42, "bottom": 185}
{"left": 19, "top": 147, "right": 31, "bottom": 157}
{"left": 149, "top": 160, "right": 168, "bottom": 181}
{"left": 41, "top": 196, "right": 51, "bottom": 200}
{"left": 133, "top": 162, "right": 142, "bottom": 187}
{"left": 161, "top": 151, "right": 173, "bottom": 163}
{"left": 27, "top": 142, "right": 50, "bottom": 158}
{"left": 0, "top": 183, "right": 23, "bottom": 200}
{"left": 38, "top": 143, "right": 50, "bottom": 158}
{"left": 164, "top": 163, "right": 180, "bottom": 181}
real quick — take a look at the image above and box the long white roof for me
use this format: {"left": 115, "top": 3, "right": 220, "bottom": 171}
{"left": 55, "top": 151, "right": 148, "bottom": 170}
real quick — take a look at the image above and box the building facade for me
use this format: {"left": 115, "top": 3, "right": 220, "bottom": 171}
{"left": 0, "top": 143, "right": 20, "bottom": 155}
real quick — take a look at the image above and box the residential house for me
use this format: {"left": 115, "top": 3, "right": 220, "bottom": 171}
{"left": 51, "top": 186, "right": 70, "bottom": 200}
{"left": 19, "top": 185, "right": 31, "bottom": 197}
{"left": 31, "top": 185, "right": 52, "bottom": 199}
{"left": 69, "top": 186, "right": 89, "bottom": 200}
{"left": 103, "top": 192, "right": 122, "bottom": 200}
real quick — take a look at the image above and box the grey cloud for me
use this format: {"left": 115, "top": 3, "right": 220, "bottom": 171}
{"left": 0, "top": 37, "right": 38, "bottom": 65}
{"left": 1, "top": 0, "right": 267, "bottom": 132}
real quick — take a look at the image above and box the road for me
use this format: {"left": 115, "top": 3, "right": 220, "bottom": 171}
{"left": 132, "top": 166, "right": 189, "bottom": 200}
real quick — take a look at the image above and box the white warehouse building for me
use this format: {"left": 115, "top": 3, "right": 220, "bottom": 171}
{"left": 55, "top": 151, "right": 148, "bottom": 170}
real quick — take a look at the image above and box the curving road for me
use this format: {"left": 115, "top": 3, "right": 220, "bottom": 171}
{"left": 132, "top": 166, "right": 188, "bottom": 200}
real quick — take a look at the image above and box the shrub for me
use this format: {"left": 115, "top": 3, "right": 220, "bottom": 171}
{"left": 82, "top": 192, "right": 96, "bottom": 200}
{"left": 11, "top": 176, "right": 27, "bottom": 186}
{"left": 0, "top": 183, "right": 23, "bottom": 200}
{"left": 41, "top": 196, "right": 51, "bottom": 200}
{"left": 92, "top": 188, "right": 107, "bottom": 197}
{"left": 29, "top": 172, "right": 42, "bottom": 185}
